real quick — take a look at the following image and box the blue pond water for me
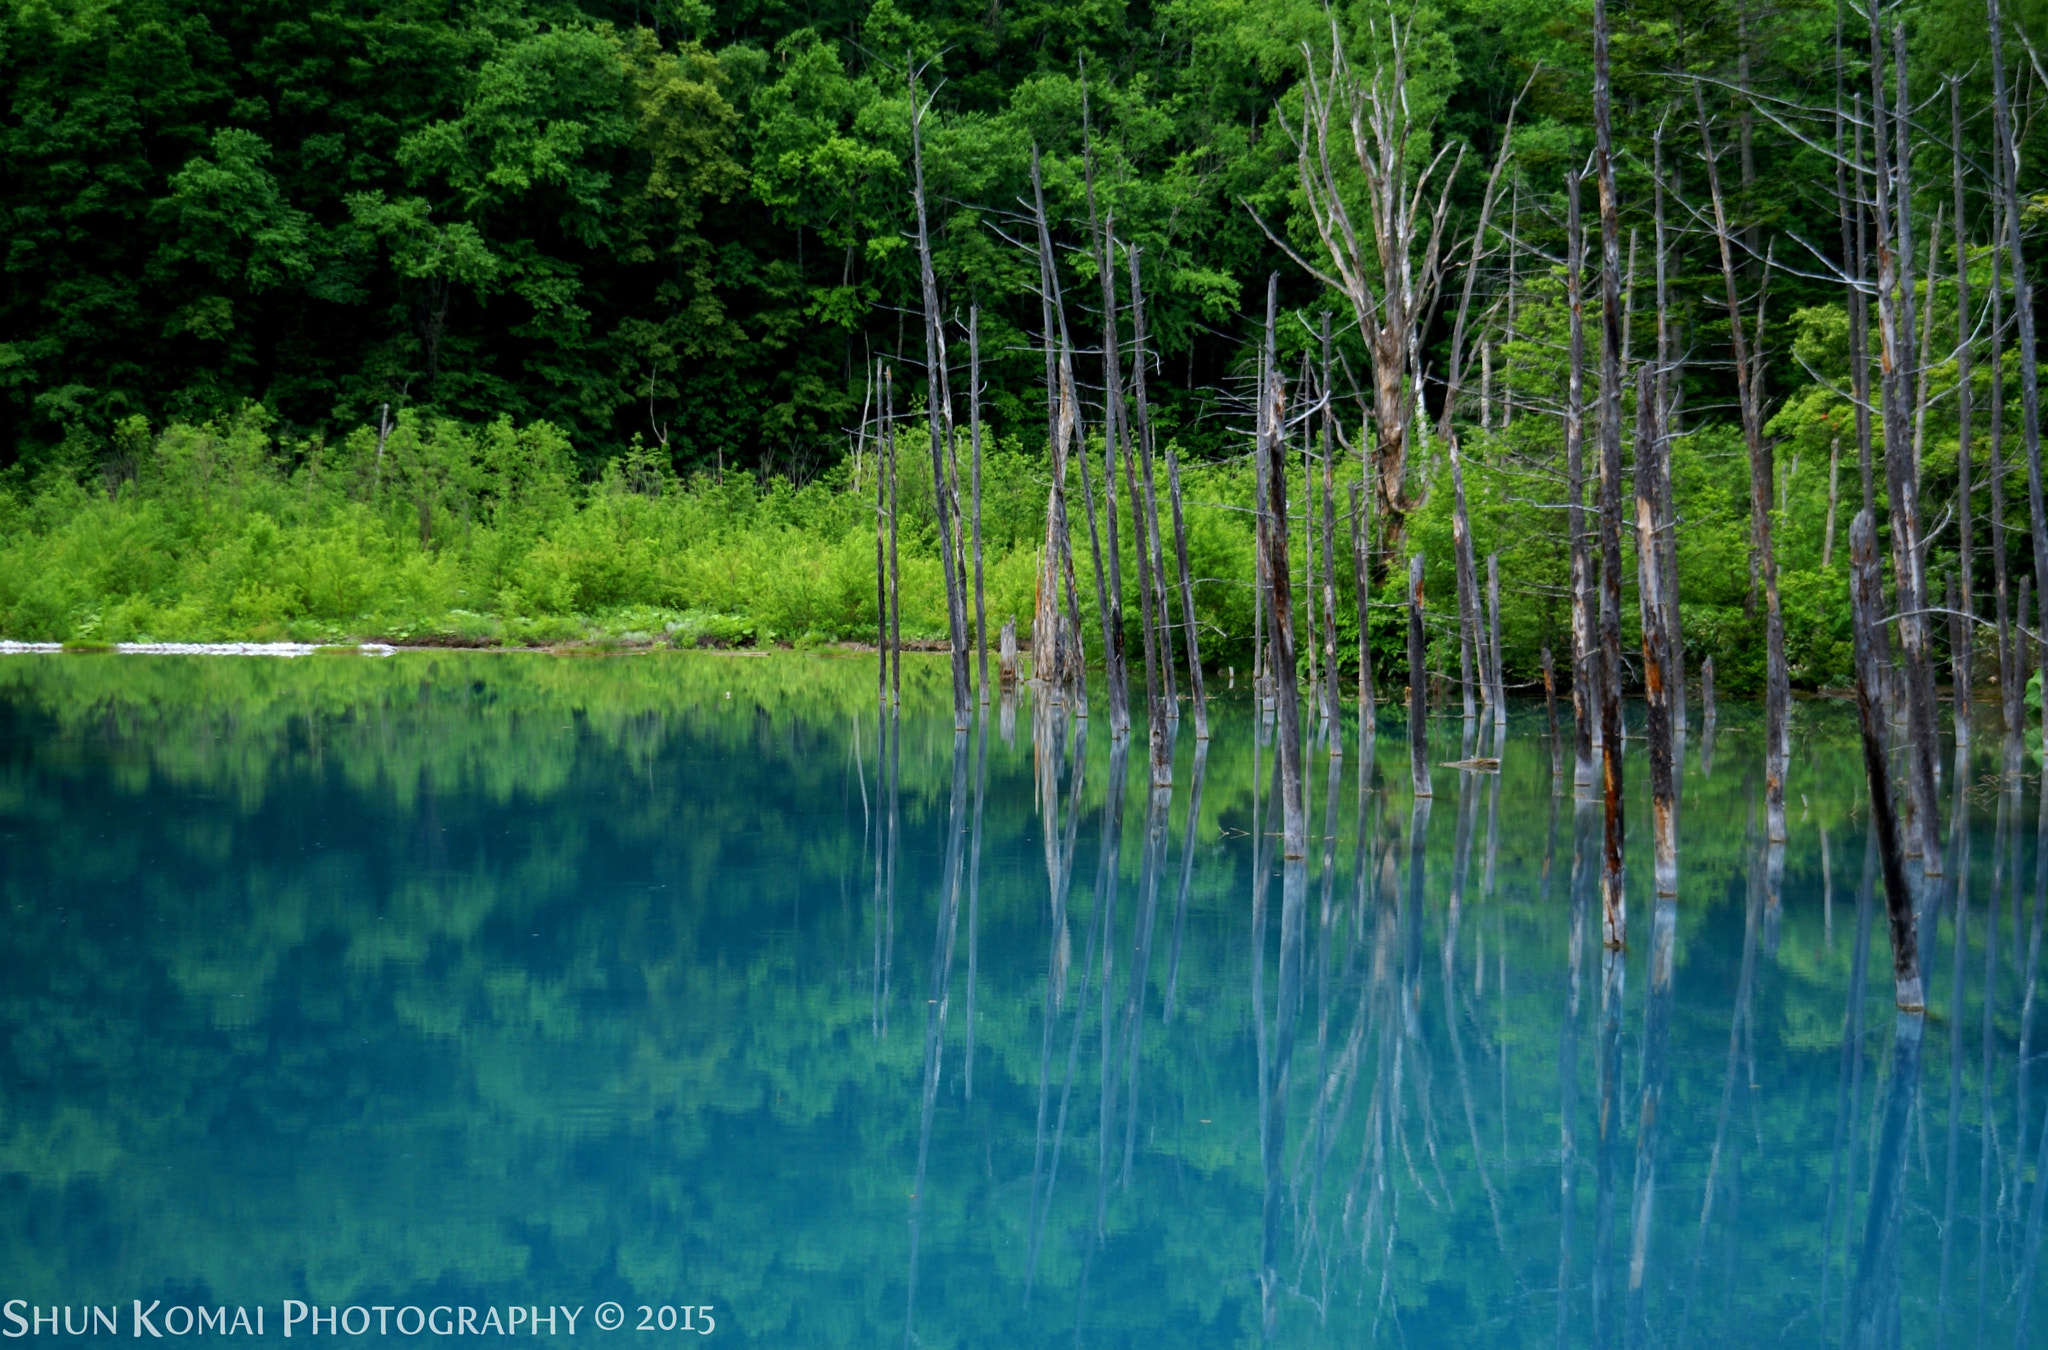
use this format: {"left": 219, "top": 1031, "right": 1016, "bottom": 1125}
{"left": 0, "top": 651, "right": 2041, "bottom": 1347}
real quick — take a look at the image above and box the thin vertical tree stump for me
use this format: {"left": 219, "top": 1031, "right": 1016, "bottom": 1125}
{"left": 1352, "top": 481, "right": 1376, "bottom": 734}
{"left": 999, "top": 618, "right": 1019, "bottom": 690}
{"left": 1487, "top": 551, "right": 1506, "bottom": 714}
{"left": 1542, "top": 645, "right": 1561, "bottom": 783}
{"left": 1165, "top": 440, "right": 1208, "bottom": 738}
{"left": 1408, "top": 553, "right": 1431, "bottom": 799}
{"left": 970, "top": 305, "right": 989, "bottom": 709}
{"left": 1320, "top": 314, "right": 1344, "bottom": 737}
{"left": 887, "top": 367, "right": 901, "bottom": 707}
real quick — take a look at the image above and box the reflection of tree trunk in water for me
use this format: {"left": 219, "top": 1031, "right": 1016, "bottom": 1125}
{"left": 1024, "top": 713, "right": 1087, "bottom": 1304}
{"left": 903, "top": 730, "right": 970, "bottom": 1349}
{"left": 1938, "top": 742, "right": 1972, "bottom": 1349}
{"left": 1559, "top": 798, "right": 1594, "bottom": 1345}
{"left": 1976, "top": 773, "right": 2012, "bottom": 1345}
{"left": 1092, "top": 743, "right": 1130, "bottom": 1241}
{"left": 876, "top": 710, "right": 901, "bottom": 1038}
{"left": 1249, "top": 724, "right": 1278, "bottom": 1335}
{"left": 1163, "top": 739, "right": 1208, "bottom": 1024}
{"left": 1626, "top": 891, "right": 1676, "bottom": 1348}
{"left": 1119, "top": 763, "right": 1172, "bottom": 1188}
{"left": 1443, "top": 771, "right": 1511, "bottom": 1257}
{"left": 1261, "top": 782, "right": 1308, "bottom": 1338}
{"left": 872, "top": 707, "right": 889, "bottom": 1037}
{"left": 1826, "top": 839, "right": 1875, "bottom": 1335}
{"left": 2019, "top": 781, "right": 2046, "bottom": 1176}
{"left": 1681, "top": 806, "right": 1767, "bottom": 1344}
{"left": 1847, "top": 1013, "right": 1926, "bottom": 1350}
{"left": 1296, "top": 749, "right": 1346, "bottom": 1217}
{"left": 1591, "top": 938, "right": 1626, "bottom": 1344}
{"left": 1297, "top": 754, "right": 1377, "bottom": 1296}
{"left": 964, "top": 713, "right": 988, "bottom": 1100}
{"left": 1023, "top": 735, "right": 1110, "bottom": 1305}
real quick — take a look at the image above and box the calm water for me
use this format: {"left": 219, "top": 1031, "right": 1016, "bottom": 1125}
{"left": 1, "top": 652, "right": 2043, "bottom": 1348}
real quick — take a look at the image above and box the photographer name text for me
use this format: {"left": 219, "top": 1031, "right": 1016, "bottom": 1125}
{"left": 1, "top": 1303, "right": 715, "bottom": 1337}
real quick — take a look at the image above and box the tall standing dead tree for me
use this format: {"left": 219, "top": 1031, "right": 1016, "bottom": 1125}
{"left": 1285, "top": 15, "right": 1463, "bottom": 558}
{"left": 908, "top": 65, "right": 971, "bottom": 730}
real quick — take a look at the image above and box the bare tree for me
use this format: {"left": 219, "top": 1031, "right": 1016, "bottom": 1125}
{"left": 1284, "top": 12, "right": 1464, "bottom": 555}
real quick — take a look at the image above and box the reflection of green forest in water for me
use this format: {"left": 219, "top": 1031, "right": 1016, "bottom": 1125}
{"left": 0, "top": 651, "right": 2043, "bottom": 1345}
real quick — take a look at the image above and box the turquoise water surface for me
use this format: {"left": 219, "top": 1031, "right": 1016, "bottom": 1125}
{"left": 0, "top": 652, "right": 2042, "bottom": 1347}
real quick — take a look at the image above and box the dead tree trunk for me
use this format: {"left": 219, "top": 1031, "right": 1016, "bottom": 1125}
{"left": 874, "top": 359, "right": 887, "bottom": 705}
{"left": 1488, "top": 552, "right": 1506, "bottom": 716}
{"left": 1450, "top": 430, "right": 1483, "bottom": 725}
{"left": 1082, "top": 117, "right": 1132, "bottom": 741}
{"left": 1029, "top": 150, "right": 1087, "bottom": 708}
{"left": 971, "top": 304, "right": 989, "bottom": 708}
{"left": 908, "top": 68, "right": 971, "bottom": 730}
{"left": 1636, "top": 365, "right": 1678, "bottom": 899}
{"left": 1291, "top": 17, "right": 1462, "bottom": 556}
{"left": 1651, "top": 125, "right": 1686, "bottom": 733}
{"left": 1864, "top": 13, "right": 1939, "bottom": 870}
{"left": 1952, "top": 81, "right": 1975, "bottom": 746}
{"left": 1103, "top": 223, "right": 1167, "bottom": 782}
{"left": 1320, "top": 315, "right": 1344, "bottom": 735}
{"left": 1166, "top": 440, "right": 1207, "bottom": 738}
{"left": 1694, "top": 79, "right": 1789, "bottom": 844}
{"left": 1991, "top": 198, "right": 2019, "bottom": 736}
{"left": 1408, "top": 553, "right": 1431, "bottom": 799}
{"left": 887, "top": 367, "right": 902, "bottom": 706}
{"left": 1851, "top": 510, "right": 1925, "bottom": 1011}
{"left": 1261, "top": 276, "right": 1308, "bottom": 859}
{"left": 1127, "top": 246, "right": 1179, "bottom": 719}
{"left": 1566, "top": 170, "right": 1599, "bottom": 792}
{"left": 1596, "top": 0, "right": 1626, "bottom": 948}
{"left": 1989, "top": 0, "right": 2048, "bottom": 750}
{"left": 1353, "top": 481, "right": 1376, "bottom": 733}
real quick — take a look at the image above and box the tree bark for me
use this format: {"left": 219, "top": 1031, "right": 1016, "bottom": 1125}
{"left": 1635, "top": 365, "right": 1677, "bottom": 899}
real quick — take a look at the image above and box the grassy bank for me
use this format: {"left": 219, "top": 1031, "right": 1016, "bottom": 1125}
{"left": 0, "top": 404, "right": 1850, "bottom": 691}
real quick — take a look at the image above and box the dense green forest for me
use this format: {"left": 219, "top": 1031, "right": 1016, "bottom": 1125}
{"left": 2, "top": 0, "right": 2043, "bottom": 692}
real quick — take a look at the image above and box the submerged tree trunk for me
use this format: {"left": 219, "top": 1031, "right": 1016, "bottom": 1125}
{"left": 1409, "top": 553, "right": 1431, "bottom": 799}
